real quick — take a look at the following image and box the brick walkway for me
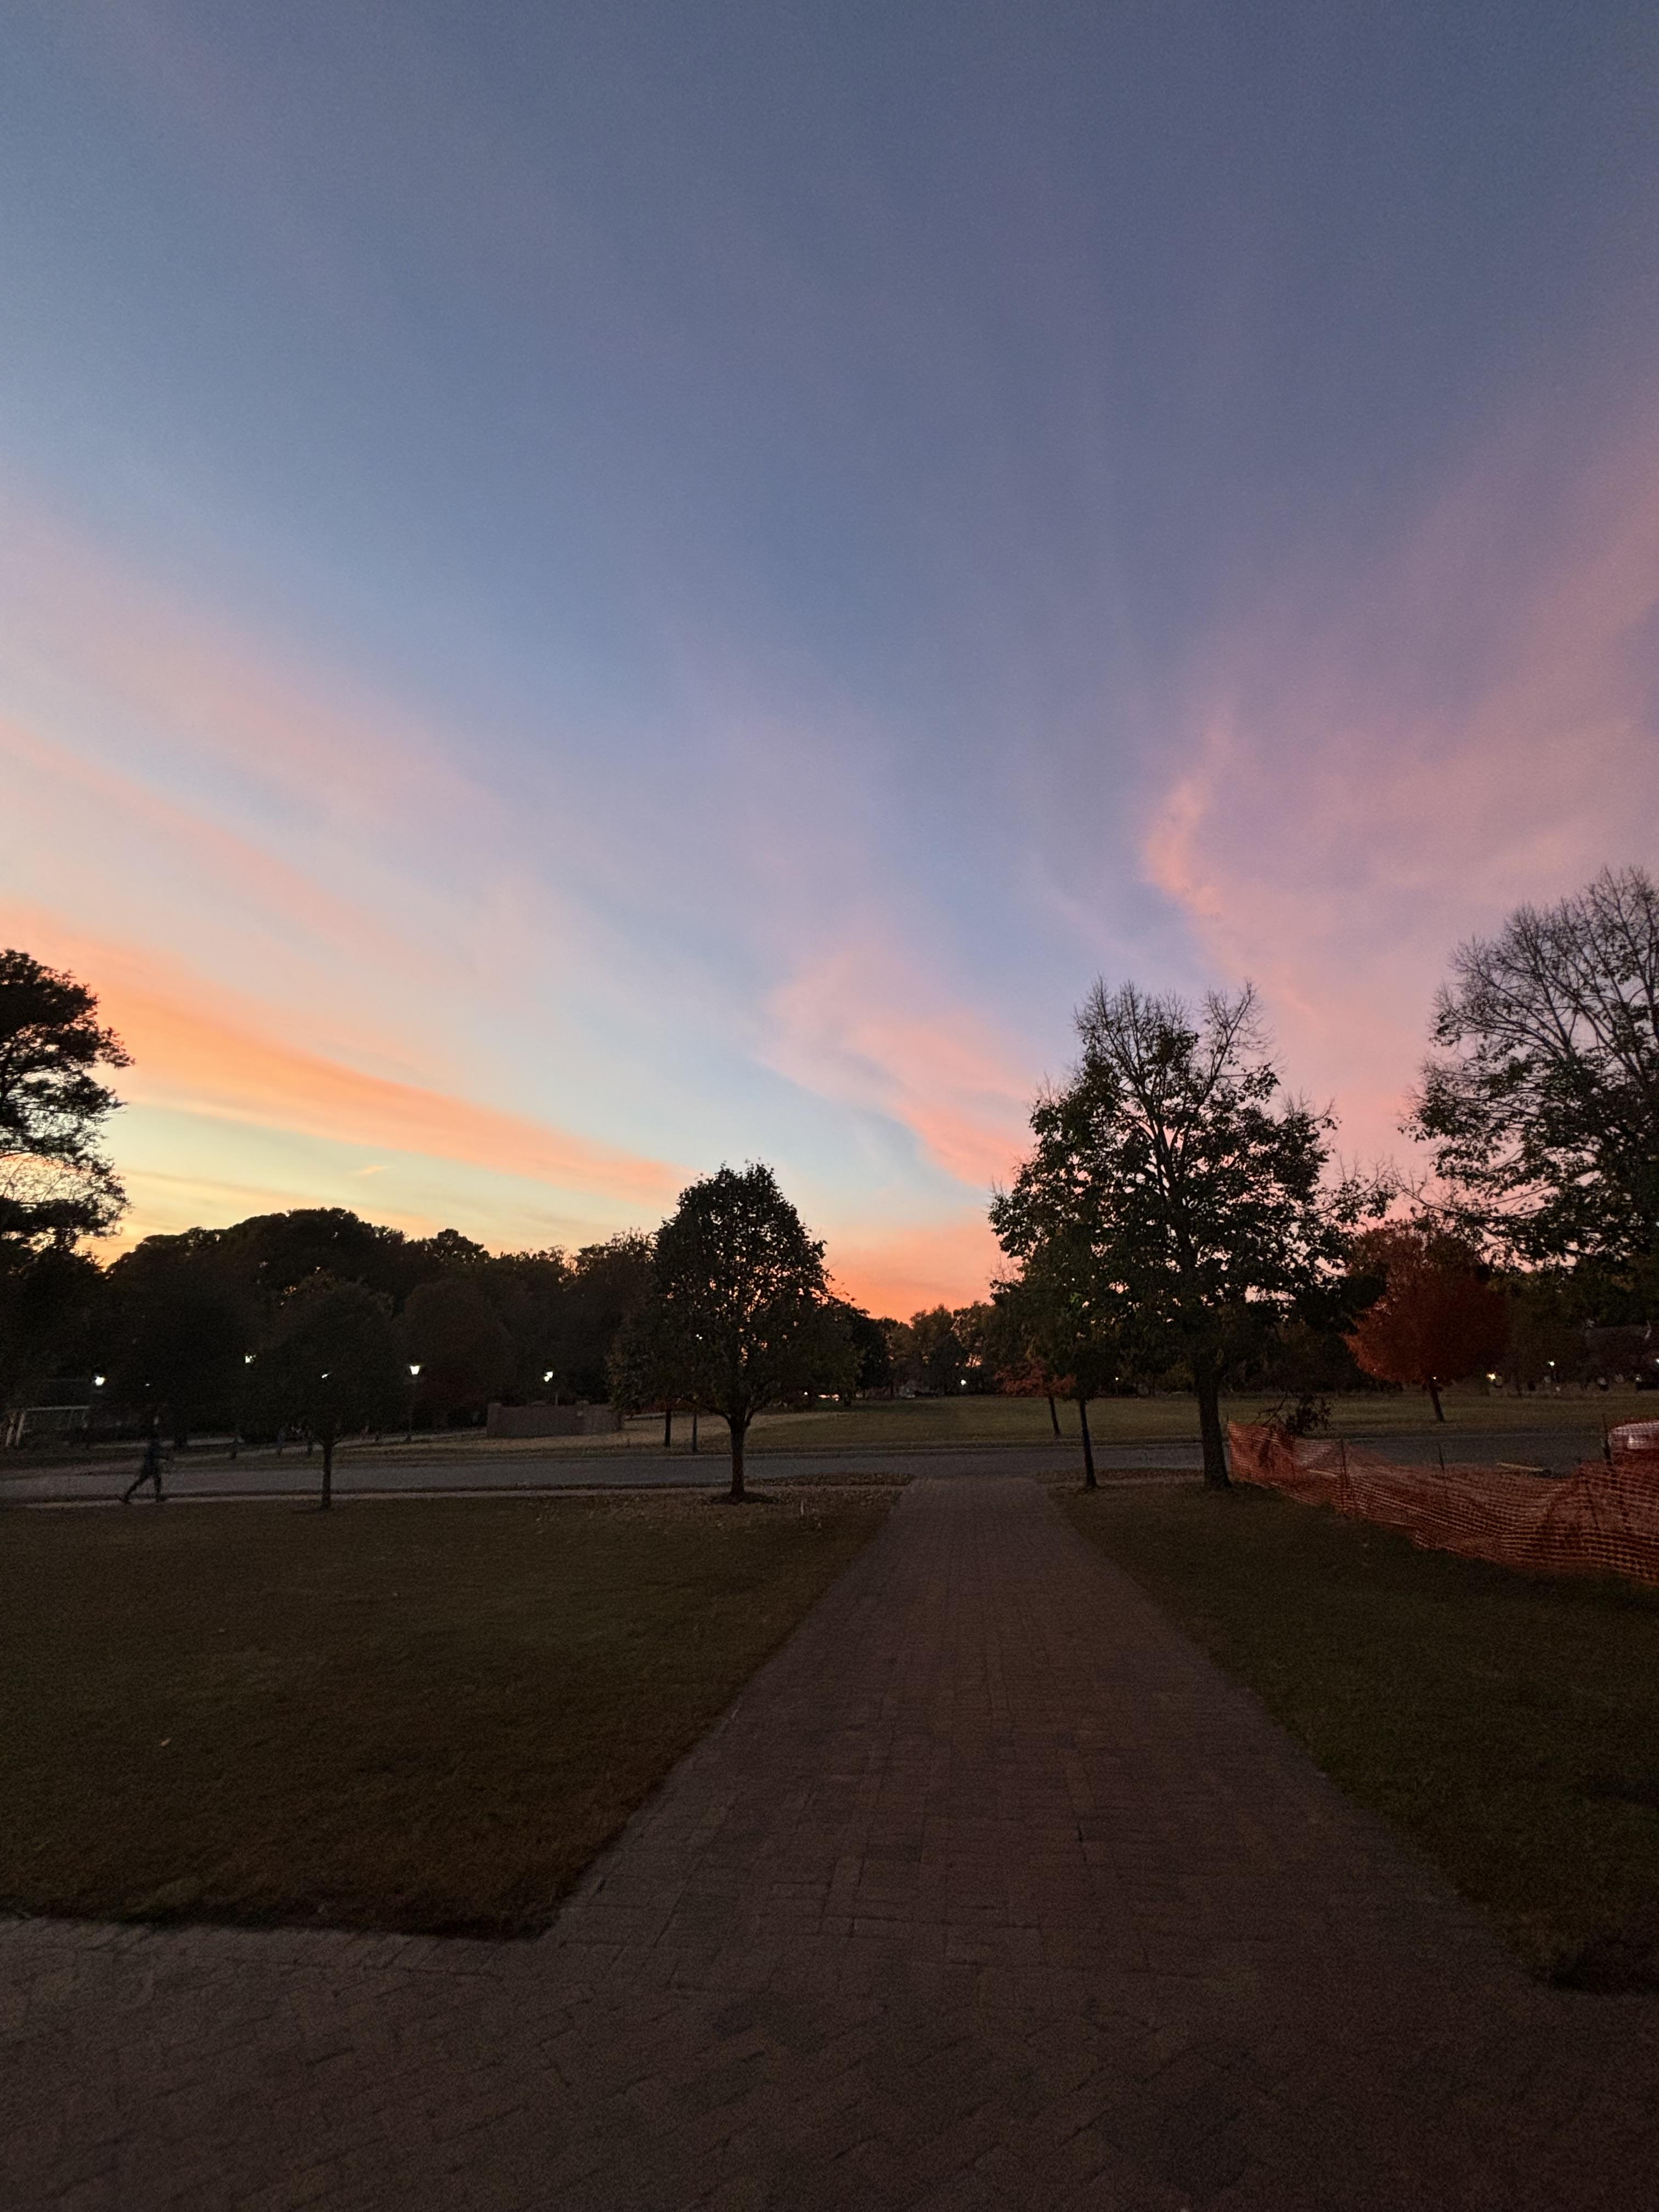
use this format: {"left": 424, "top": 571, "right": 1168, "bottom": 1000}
{"left": 5, "top": 1476, "right": 1657, "bottom": 2210}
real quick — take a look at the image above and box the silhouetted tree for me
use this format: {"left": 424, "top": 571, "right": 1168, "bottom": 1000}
{"left": 994, "top": 983, "right": 1375, "bottom": 1487}
{"left": 478, "top": 1249, "right": 573, "bottom": 1399}
{"left": 0, "top": 1242, "right": 103, "bottom": 1426}
{"left": 0, "top": 948, "right": 129, "bottom": 1251}
{"left": 839, "top": 1305, "right": 894, "bottom": 1397}
{"left": 990, "top": 1238, "right": 1127, "bottom": 1488}
{"left": 554, "top": 1234, "right": 656, "bottom": 1401}
{"left": 205, "top": 1211, "right": 482, "bottom": 1319}
{"left": 908, "top": 1306, "right": 967, "bottom": 1394}
{"left": 642, "top": 1165, "right": 835, "bottom": 1501}
{"left": 982, "top": 1288, "right": 1066, "bottom": 1436}
{"left": 0, "top": 950, "right": 129, "bottom": 1418}
{"left": 1408, "top": 868, "right": 1659, "bottom": 1273}
{"left": 1498, "top": 1272, "right": 1588, "bottom": 1394}
{"left": 951, "top": 1301, "right": 998, "bottom": 1392}
{"left": 397, "top": 1274, "right": 515, "bottom": 1423}
{"left": 253, "top": 1276, "right": 407, "bottom": 1508}
{"left": 103, "top": 1233, "right": 255, "bottom": 1444}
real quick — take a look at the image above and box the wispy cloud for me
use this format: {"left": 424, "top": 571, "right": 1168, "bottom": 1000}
{"left": 1142, "top": 396, "right": 1659, "bottom": 1163}
{"left": 0, "top": 916, "right": 682, "bottom": 1212}
{"left": 0, "top": 481, "right": 477, "bottom": 830}
{"left": 763, "top": 943, "right": 1034, "bottom": 1189}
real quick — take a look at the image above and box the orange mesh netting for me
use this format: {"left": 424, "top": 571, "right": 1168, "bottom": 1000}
{"left": 1228, "top": 1420, "right": 1659, "bottom": 1589}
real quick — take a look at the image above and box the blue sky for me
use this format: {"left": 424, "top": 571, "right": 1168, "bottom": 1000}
{"left": 4, "top": 1, "right": 1657, "bottom": 1308}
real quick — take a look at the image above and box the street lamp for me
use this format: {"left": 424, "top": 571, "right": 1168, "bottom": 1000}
{"left": 406, "top": 1363, "right": 422, "bottom": 1443}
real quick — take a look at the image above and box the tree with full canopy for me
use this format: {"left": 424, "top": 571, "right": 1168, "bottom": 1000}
{"left": 251, "top": 1276, "right": 407, "bottom": 1508}
{"left": 994, "top": 981, "right": 1377, "bottom": 1487}
{"left": 634, "top": 1164, "right": 841, "bottom": 1502}
{"left": 1, "top": 949, "right": 129, "bottom": 1417}
{"left": 1345, "top": 1223, "right": 1509, "bottom": 1422}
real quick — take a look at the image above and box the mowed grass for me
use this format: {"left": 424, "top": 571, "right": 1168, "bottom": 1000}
{"left": 1, "top": 1487, "right": 893, "bottom": 1936}
{"left": 751, "top": 1387, "right": 1651, "bottom": 1454}
{"left": 21, "top": 1387, "right": 1644, "bottom": 1477}
{"left": 1064, "top": 1482, "right": 1659, "bottom": 1987}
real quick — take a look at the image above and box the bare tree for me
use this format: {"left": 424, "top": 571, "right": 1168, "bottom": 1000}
{"left": 1408, "top": 868, "right": 1659, "bottom": 1269}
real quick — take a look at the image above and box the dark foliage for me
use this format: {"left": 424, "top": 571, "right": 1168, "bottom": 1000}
{"left": 631, "top": 1164, "right": 840, "bottom": 1499}
{"left": 993, "top": 981, "right": 1381, "bottom": 1485}
{"left": 1408, "top": 868, "right": 1659, "bottom": 1274}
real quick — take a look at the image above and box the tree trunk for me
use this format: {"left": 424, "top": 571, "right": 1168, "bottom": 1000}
{"left": 728, "top": 1413, "right": 747, "bottom": 1503}
{"left": 691, "top": 1406, "right": 699, "bottom": 1454}
{"left": 1047, "top": 1393, "right": 1061, "bottom": 1439}
{"left": 320, "top": 1434, "right": 334, "bottom": 1511}
{"left": 662, "top": 1404, "right": 673, "bottom": 1448}
{"left": 1076, "top": 1391, "right": 1097, "bottom": 1490}
{"left": 1193, "top": 1353, "right": 1229, "bottom": 1488}
{"left": 1427, "top": 1378, "right": 1445, "bottom": 1422}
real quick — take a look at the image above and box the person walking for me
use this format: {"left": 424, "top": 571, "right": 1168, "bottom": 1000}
{"left": 122, "top": 1430, "right": 166, "bottom": 1505}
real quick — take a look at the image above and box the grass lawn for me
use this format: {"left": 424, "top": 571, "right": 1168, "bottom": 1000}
{"left": 16, "top": 1387, "right": 1645, "bottom": 1479}
{"left": 740, "top": 1387, "right": 1651, "bottom": 1455}
{"left": 1, "top": 1486, "right": 893, "bottom": 1937}
{"left": 1064, "top": 1481, "right": 1659, "bottom": 1988}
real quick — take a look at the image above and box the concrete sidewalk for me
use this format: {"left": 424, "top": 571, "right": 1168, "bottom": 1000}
{"left": 5, "top": 1476, "right": 1656, "bottom": 2209}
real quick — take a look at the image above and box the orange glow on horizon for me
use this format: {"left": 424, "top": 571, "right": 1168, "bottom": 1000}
{"left": 1, "top": 915, "right": 683, "bottom": 1212}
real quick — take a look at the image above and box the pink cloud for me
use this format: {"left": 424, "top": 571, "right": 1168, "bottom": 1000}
{"left": 1142, "top": 396, "right": 1659, "bottom": 1167}
{"left": 0, "top": 915, "right": 682, "bottom": 1212}
{"left": 0, "top": 481, "right": 478, "bottom": 826}
{"left": 0, "top": 715, "right": 444, "bottom": 1068}
{"left": 764, "top": 945, "right": 1034, "bottom": 1189}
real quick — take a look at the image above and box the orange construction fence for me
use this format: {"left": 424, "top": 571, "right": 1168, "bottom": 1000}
{"left": 1228, "top": 1420, "right": 1659, "bottom": 1590}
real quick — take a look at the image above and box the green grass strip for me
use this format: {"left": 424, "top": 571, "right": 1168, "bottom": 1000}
{"left": 1, "top": 1488, "right": 891, "bottom": 1937}
{"left": 1065, "top": 1481, "right": 1659, "bottom": 1987}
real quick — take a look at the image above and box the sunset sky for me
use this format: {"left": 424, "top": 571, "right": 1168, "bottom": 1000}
{"left": 4, "top": 2, "right": 1658, "bottom": 1313}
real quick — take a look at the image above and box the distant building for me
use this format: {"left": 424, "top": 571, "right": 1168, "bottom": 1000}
{"left": 486, "top": 1401, "right": 620, "bottom": 1438}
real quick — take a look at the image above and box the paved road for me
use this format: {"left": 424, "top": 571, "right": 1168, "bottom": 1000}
{"left": 5, "top": 1472, "right": 1655, "bottom": 2209}
{"left": 0, "top": 1427, "right": 1615, "bottom": 1505}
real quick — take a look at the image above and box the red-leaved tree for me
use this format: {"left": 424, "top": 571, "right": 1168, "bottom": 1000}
{"left": 1346, "top": 1225, "right": 1508, "bottom": 1421}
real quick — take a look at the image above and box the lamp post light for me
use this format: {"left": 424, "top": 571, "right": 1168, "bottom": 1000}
{"left": 407, "top": 1363, "right": 422, "bottom": 1444}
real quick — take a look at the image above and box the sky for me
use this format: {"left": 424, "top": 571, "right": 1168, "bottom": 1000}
{"left": 4, "top": 1, "right": 1658, "bottom": 1314}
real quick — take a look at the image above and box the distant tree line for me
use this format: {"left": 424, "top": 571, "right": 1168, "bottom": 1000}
{"left": 0, "top": 952, "right": 893, "bottom": 1499}
{"left": 4, "top": 866, "right": 1657, "bottom": 1492}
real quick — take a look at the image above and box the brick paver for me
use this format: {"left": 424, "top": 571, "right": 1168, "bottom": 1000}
{"left": 5, "top": 1476, "right": 1657, "bottom": 2209}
